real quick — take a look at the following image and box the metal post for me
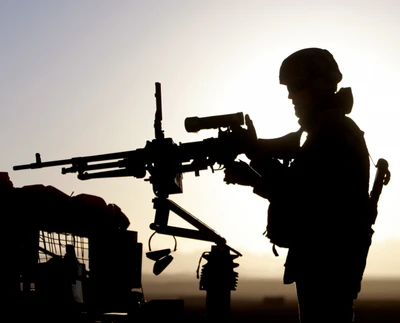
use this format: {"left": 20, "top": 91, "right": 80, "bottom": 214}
{"left": 199, "top": 245, "right": 239, "bottom": 321}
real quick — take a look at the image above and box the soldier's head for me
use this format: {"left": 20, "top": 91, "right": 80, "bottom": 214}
{"left": 279, "top": 48, "right": 343, "bottom": 129}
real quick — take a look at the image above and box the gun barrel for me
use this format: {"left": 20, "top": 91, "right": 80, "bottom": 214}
{"left": 13, "top": 156, "right": 75, "bottom": 170}
{"left": 13, "top": 149, "right": 141, "bottom": 172}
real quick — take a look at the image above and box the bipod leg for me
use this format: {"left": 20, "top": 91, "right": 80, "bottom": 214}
{"left": 199, "top": 245, "right": 239, "bottom": 321}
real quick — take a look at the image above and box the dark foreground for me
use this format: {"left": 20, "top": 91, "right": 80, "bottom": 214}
{"left": 182, "top": 298, "right": 400, "bottom": 322}
{"left": 19, "top": 298, "right": 400, "bottom": 322}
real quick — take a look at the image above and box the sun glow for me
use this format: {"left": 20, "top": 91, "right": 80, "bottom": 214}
{"left": 2, "top": 1, "right": 399, "bottom": 279}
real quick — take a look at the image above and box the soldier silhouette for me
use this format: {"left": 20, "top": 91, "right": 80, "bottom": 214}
{"left": 224, "top": 48, "right": 371, "bottom": 323}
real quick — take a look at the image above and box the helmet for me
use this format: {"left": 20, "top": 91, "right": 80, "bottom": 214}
{"left": 279, "top": 48, "right": 342, "bottom": 89}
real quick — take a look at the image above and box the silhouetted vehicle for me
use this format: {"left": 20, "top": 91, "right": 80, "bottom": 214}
{"left": 7, "top": 183, "right": 142, "bottom": 322}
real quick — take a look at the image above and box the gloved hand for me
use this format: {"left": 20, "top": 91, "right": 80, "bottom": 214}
{"left": 234, "top": 114, "right": 258, "bottom": 159}
{"left": 244, "top": 114, "right": 257, "bottom": 142}
{"left": 223, "top": 160, "right": 261, "bottom": 186}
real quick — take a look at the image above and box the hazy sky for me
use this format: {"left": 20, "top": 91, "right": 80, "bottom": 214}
{"left": 1, "top": 1, "right": 399, "bottom": 279}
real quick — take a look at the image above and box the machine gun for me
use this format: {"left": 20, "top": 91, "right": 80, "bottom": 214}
{"left": 14, "top": 83, "right": 249, "bottom": 199}
{"left": 13, "top": 82, "right": 255, "bottom": 320}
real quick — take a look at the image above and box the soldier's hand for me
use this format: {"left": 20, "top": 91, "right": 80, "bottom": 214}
{"left": 232, "top": 114, "right": 258, "bottom": 159}
{"left": 224, "top": 160, "right": 261, "bottom": 186}
{"left": 245, "top": 114, "right": 257, "bottom": 141}
{"left": 243, "top": 114, "right": 259, "bottom": 159}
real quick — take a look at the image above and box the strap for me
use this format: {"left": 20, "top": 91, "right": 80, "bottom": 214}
{"left": 272, "top": 244, "right": 279, "bottom": 257}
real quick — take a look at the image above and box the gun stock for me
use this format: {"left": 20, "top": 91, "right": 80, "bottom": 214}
{"left": 369, "top": 158, "right": 391, "bottom": 225}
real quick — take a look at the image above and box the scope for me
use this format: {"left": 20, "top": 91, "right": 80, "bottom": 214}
{"left": 184, "top": 112, "right": 244, "bottom": 133}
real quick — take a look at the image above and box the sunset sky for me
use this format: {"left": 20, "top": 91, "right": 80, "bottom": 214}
{"left": 1, "top": 1, "right": 399, "bottom": 280}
